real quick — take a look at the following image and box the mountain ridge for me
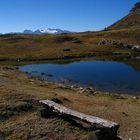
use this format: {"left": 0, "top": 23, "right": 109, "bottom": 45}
{"left": 24, "top": 28, "right": 71, "bottom": 34}
{"left": 0, "top": 28, "right": 71, "bottom": 35}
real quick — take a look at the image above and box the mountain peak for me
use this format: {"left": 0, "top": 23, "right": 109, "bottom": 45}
{"left": 23, "top": 28, "right": 70, "bottom": 34}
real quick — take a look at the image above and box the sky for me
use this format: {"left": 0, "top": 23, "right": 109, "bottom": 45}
{"left": 0, "top": 0, "right": 139, "bottom": 33}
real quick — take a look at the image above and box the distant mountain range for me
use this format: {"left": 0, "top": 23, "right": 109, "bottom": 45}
{"left": 24, "top": 28, "right": 71, "bottom": 34}
{"left": 0, "top": 28, "right": 71, "bottom": 35}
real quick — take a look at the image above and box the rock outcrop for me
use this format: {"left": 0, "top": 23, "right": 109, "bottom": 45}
{"left": 98, "top": 39, "right": 140, "bottom": 51}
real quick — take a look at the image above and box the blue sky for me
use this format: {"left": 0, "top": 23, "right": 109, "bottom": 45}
{"left": 0, "top": 0, "right": 139, "bottom": 33}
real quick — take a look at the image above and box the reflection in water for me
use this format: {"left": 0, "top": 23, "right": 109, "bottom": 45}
{"left": 19, "top": 60, "right": 140, "bottom": 95}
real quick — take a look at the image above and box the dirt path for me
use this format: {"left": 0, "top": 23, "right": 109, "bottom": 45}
{"left": 0, "top": 65, "right": 140, "bottom": 140}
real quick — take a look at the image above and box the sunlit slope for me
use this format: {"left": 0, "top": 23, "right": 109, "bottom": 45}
{"left": 107, "top": 2, "right": 140, "bottom": 30}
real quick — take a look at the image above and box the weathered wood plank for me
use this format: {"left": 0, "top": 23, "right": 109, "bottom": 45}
{"left": 40, "top": 99, "right": 119, "bottom": 134}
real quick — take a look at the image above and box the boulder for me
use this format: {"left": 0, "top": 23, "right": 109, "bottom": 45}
{"left": 133, "top": 96, "right": 139, "bottom": 100}
{"left": 131, "top": 45, "right": 140, "bottom": 51}
{"left": 98, "top": 39, "right": 108, "bottom": 45}
{"left": 71, "top": 38, "right": 81, "bottom": 43}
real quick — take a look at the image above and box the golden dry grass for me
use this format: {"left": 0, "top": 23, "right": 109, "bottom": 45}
{"left": 0, "top": 27, "right": 140, "bottom": 61}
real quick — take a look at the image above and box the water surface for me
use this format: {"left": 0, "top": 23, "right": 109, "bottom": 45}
{"left": 19, "top": 60, "right": 140, "bottom": 95}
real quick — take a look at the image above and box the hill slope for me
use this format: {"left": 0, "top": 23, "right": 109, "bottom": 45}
{"left": 107, "top": 2, "right": 140, "bottom": 30}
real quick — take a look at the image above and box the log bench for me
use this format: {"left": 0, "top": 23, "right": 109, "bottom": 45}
{"left": 39, "top": 99, "right": 120, "bottom": 139}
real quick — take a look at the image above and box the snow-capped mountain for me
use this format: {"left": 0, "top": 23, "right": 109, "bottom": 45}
{"left": 24, "top": 28, "right": 70, "bottom": 34}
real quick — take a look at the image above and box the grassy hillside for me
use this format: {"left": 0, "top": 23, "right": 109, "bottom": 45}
{"left": 107, "top": 2, "right": 140, "bottom": 30}
{"left": 0, "top": 28, "right": 140, "bottom": 61}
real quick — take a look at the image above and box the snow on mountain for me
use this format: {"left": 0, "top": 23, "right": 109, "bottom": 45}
{"left": 24, "top": 28, "right": 70, "bottom": 34}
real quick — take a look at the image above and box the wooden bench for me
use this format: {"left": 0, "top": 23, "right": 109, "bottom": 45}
{"left": 40, "top": 99, "right": 119, "bottom": 139}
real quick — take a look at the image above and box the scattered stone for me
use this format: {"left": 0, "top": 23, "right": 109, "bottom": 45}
{"left": 133, "top": 96, "right": 139, "bottom": 100}
{"left": 79, "top": 89, "right": 87, "bottom": 94}
{"left": 98, "top": 39, "right": 140, "bottom": 52}
{"left": 136, "top": 57, "right": 140, "bottom": 59}
{"left": 71, "top": 38, "right": 81, "bottom": 43}
{"left": 29, "top": 79, "right": 35, "bottom": 82}
{"left": 98, "top": 39, "right": 107, "bottom": 45}
{"left": 30, "top": 82, "right": 34, "bottom": 85}
{"left": 86, "top": 87, "right": 95, "bottom": 93}
{"left": 131, "top": 45, "right": 140, "bottom": 51}
{"left": 121, "top": 112, "right": 129, "bottom": 117}
{"left": 78, "top": 87, "right": 95, "bottom": 95}
{"left": 70, "top": 85, "right": 79, "bottom": 89}
{"left": 94, "top": 91, "right": 100, "bottom": 94}
{"left": 79, "top": 87, "right": 84, "bottom": 90}
{"left": 118, "top": 136, "right": 123, "bottom": 140}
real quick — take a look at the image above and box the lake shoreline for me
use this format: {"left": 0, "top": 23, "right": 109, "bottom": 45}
{"left": 20, "top": 71, "right": 140, "bottom": 97}
{"left": 19, "top": 59, "right": 140, "bottom": 96}
{"left": 0, "top": 53, "right": 139, "bottom": 63}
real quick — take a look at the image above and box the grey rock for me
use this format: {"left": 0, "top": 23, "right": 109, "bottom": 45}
{"left": 131, "top": 45, "right": 140, "bottom": 51}
{"left": 133, "top": 96, "right": 139, "bottom": 100}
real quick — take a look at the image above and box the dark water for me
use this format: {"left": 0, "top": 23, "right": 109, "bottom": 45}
{"left": 19, "top": 60, "right": 140, "bottom": 95}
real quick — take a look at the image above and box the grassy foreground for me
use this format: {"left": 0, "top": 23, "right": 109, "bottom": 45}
{"left": 0, "top": 65, "right": 140, "bottom": 140}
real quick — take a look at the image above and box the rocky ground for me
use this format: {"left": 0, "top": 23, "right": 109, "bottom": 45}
{"left": 0, "top": 65, "right": 140, "bottom": 140}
